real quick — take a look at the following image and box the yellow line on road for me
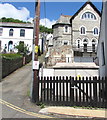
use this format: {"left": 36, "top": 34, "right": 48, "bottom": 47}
{"left": 0, "top": 99, "right": 61, "bottom": 120}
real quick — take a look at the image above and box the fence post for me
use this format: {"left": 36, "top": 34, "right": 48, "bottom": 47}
{"left": 93, "top": 77, "right": 98, "bottom": 107}
{"left": 70, "top": 77, "right": 74, "bottom": 106}
{"left": 105, "top": 77, "right": 107, "bottom": 108}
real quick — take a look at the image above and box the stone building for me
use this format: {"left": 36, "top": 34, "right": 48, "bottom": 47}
{"left": 46, "top": 1, "right": 101, "bottom": 66}
{"left": 71, "top": 1, "right": 101, "bottom": 57}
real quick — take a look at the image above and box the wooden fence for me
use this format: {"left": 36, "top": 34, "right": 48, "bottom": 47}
{"left": 37, "top": 76, "right": 107, "bottom": 108}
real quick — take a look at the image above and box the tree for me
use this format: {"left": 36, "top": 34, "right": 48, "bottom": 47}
{"left": 0, "top": 17, "right": 31, "bottom": 23}
{"left": 39, "top": 25, "right": 53, "bottom": 33}
{"left": 0, "top": 17, "right": 53, "bottom": 33}
{"left": 15, "top": 42, "right": 29, "bottom": 56}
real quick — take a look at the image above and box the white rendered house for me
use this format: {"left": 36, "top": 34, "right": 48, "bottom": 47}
{"left": 0, "top": 22, "right": 33, "bottom": 53}
{"left": 97, "top": 0, "right": 107, "bottom": 77}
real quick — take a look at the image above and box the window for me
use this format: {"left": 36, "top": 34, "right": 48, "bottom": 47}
{"left": 20, "top": 29, "right": 25, "bottom": 37}
{"left": 101, "top": 42, "right": 105, "bottom": 65}
{"left": 81, "top": 12, "right": 96, "bottom": 20}
{"left": 0, "top": 28, "right": 3, "bottom": 36}
{"left": 93, "top": 28, "right": 98, "bottom": 35}
{"left": 9, "top": 29, "right": 14, "bottom": 36}
{"left": 64, "top": 25, "right": 69, "bottom": 33}
{"left": 80, "top": 27, "right": 86, "bottom": 35}
{"left": 78, "top": 40, "right": 80, "bottom": 48}
{"left": 64, "top": 41, "right": 68, "bottom": 45}
{"left": 83, "top": 39, "right": 88, "bottom": 52}
{"left": 84, "top": 44, "right": 87, "bottom": 52}
{"left": 92, "top": 40, "right": 96, "bottom": 52}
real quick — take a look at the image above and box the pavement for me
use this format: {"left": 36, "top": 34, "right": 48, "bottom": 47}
{"left": 39, "top": 106, "right": 107, "bottom": 119}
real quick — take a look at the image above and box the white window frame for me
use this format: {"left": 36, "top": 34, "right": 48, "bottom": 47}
{"left": 0, "top": 28, "right": 3, "bottom": 36}
{"left": 9, "top": 28, "right": 14, "bottom": 36}
{"left": 80, "top": 26, "right": 86, "bottom": 35}
{"left": 82, "top": 38, "right": 89, "bottom": 45}
{"left": 93, "top": 27, "right": 99, "bottom": 36}
{"left": 20, "top": 29, "right": 25, "bottom": 37}
{"left": 80, "top": 11, "right": 97, "bottom": 21}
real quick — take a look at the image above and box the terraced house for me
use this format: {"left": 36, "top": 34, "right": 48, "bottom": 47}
{"left": 46, "top": 1, "right": 101, "bottom": 66}
{"left": 0, "top": 22, "right": 33, "bottom": 53}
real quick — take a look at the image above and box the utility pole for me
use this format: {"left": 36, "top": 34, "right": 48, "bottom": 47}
{"left": 32, "top": 0, "right": 40, "bottom": 102}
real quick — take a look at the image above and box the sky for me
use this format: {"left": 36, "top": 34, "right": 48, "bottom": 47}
{"left": 0, "top": 1, "right": 102, "bottom": 28}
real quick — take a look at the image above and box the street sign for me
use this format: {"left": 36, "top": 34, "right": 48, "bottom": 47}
{"left": 33, "top": 61, "right": 39, "bottom": 70}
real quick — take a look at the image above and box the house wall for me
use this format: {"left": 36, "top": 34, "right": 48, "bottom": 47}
{"left": 54, "top": 69, "right": 98, "bottom": 77}
{"left": 98, "top": 1, "right": 107, "bottom": 77}
{"left": 72, "top": 4, "right": 100, "bottom": 50}
{"left": 0, "top": 23, "right": 33, "bottom": 52}
{"left": 39, "top": 68, "right": 98, "bottom": 77}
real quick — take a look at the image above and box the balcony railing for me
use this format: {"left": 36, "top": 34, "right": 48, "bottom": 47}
{"left": 72, "top": 46, "right": 97, "bottom": 53}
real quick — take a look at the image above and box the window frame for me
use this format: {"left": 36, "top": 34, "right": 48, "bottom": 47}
{"left": 64, "top": 25, "right": 69, "bottom": 34}
{"left": 81, "top": 11, "right": 97, "bottom": 20}
{"left": 0, "top": 28, "right": 3, "bottom": 36}
{"left": 80, "top": 26, "right": 86, "bottom": 35}
{"left": 20, "top": 29, "right": 25, "bottom": 37}
{"left": 93, "top": 27, "right": 99, "bottom": 36}
{"left": 9, "top": 28, "right": 14, "bottom": 36}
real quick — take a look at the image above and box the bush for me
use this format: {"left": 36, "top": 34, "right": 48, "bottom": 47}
{"left": 1, "top": 53, "right": 22, "bottom": 59}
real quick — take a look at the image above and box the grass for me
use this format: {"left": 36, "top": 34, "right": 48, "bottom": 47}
{"left": 27, "top": 90, "right": 30, "bottom": 97}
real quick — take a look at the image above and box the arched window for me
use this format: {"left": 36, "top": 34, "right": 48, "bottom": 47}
{"left": 77, "top": 40, "right": 80, "bottom": 48}
{"left": 83, "top": 38, "right": 88, "bottom": 52}
{"left": 0, "top": 28, "right": 3, "bottom": 36}
{"left": 81, "top": 12, "right": 96, "bottom": 20}
{"left": 8, "top": 41, "right": 13, "bottom": 52}
{"left": 80, "top": 27, "right": 86, "bottom": 35}
{"left": 93, "top": 28, "right": 98, "bottom": 35}
{"left": 92, "top": 39, "right": 96, "bottom": 52}
{"left": 64, "top": 25, "right": 69, "bottom": 33}
{"left": 9, "top": 29, "right": 14, "bottom": 36}
{"left": 20, "top": 29, "right": 25, "bottom": 37}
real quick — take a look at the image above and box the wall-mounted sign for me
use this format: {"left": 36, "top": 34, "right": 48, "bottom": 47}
{"left": 35, "top": 46, "right": 38, "bottom": 53}
{"left": 33, "top": 61, "right": 39, "bottom": 70}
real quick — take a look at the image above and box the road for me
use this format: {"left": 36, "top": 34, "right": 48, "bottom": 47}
{"left": 0, "top": 63, "right": 53, "bottom": 119}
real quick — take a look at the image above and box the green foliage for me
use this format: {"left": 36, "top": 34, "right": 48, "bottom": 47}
{"left": 36, "top": 102, "right": 45, "bottom": 109}
{"left": 15, "top": 42, "right": 29, "bottom": 55}
{"left": 1, "top": 53, "right": 22, "bottom": 59}
{"left": 39, "top": 25, "right": 53, "bottom": 33}
{"left": 0, "top": 17, "right": 31, "bottom": 23}
{"left": 0, "top": 17, "right": 53, "bottom": 33}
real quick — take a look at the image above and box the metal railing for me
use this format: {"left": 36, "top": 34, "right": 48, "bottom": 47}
{"left": 72, "top": 46, "right": 97, "bottom": 53}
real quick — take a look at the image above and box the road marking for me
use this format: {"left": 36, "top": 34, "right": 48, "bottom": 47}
{"left": 0, "top": 99, "right": 61, "bottom": 119}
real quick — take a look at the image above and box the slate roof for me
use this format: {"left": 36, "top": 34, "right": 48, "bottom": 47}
{"left": 52, "top": 15, "right": 72, "bottom": 28}
{"left": 0, "top": 22, "right": 34, "bottom": 28}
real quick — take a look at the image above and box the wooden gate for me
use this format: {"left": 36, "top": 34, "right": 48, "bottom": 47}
{"left": 38, "top": 76, "right": 107, "bottom": 108}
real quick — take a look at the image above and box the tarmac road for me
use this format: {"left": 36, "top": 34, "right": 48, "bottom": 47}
{"left": 1, "top": 63, "right": 46, "bottom": 118}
